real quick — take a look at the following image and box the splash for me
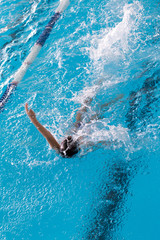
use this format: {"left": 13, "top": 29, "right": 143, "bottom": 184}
{"left": 75, "top": 119, "right": 133, "bottom": 154}
{"left": 89, "top": 1, "right": 143, "bottom": 63}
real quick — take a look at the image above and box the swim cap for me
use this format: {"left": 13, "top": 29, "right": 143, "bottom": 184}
{"left": 60, "top": 136, "right": 79, "bottom": 158}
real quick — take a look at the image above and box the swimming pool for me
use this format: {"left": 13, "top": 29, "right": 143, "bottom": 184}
{"left": 0, "top": 0, "right": 160, "bottom": 239}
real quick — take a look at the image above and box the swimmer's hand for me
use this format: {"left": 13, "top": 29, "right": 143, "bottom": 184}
{"left": 25, "top": 103, "right": 36, "bottom": 122}
{"left": 25, "top": 103, "right": 60, "bottom": 150}
{"left": 116, "top": 94, "right": 124, "bottom": 100}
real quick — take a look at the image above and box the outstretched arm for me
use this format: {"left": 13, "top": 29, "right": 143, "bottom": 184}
{"left": 74, "top": 97, "right": 93, "bottom": 129}
{"left": 101, "top": 94, "right": 124, "bottom": 109}
{"left": 25, "top": 103, "right": 60, "bottom": 151}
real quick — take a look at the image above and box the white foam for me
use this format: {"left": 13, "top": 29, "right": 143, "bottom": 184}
{"left": 89, "top": 2, "right": 143, "bottom": 62}
{"left": 76, "top": 120, "right": 134, "bottom": 152}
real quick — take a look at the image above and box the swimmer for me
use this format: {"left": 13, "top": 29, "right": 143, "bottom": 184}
{"left": 25, "top": 103, "right": 81, "bottom": 158}
{"left": 25, "top": 94, "right": 123, "bottom": 158}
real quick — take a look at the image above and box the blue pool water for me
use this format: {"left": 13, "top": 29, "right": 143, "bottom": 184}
{"left": 0, "top": 0, "right": 160, "bottom": 239}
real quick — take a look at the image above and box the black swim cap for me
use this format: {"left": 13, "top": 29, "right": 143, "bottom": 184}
{"left": 60, "top": 136, "right": 79, "bottom": 158}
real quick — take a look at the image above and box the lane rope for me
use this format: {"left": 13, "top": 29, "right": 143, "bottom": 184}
{"left": 0, "top": 0, "right": 70, "bottom": 111}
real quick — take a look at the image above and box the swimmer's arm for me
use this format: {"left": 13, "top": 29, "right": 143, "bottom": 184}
{"left": 25, "top": 103, "right": 60, "bottom": 151}
{"left": 32, "top": 119, "right": 60, "bottom": 150}
{"left": 101, "top": 94, "right": 124, "bottom": 109}
{"left": 74, "top": 97, "right": 93, "bottom": 128}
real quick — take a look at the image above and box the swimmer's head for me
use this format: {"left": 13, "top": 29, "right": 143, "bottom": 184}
{"left": 60, "top": 136, "right": 79, "bottom": 158}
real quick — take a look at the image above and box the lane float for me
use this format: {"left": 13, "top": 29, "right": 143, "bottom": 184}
{"left": 0, "top": 0, "right": 70, "bottom": 111}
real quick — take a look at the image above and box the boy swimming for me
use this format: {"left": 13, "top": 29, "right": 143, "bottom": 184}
{"left": 25, "top": 94, "right": 123, "bottom": 158}
{"left": 25, "top": 102, "right": 84, "bottom": 158}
